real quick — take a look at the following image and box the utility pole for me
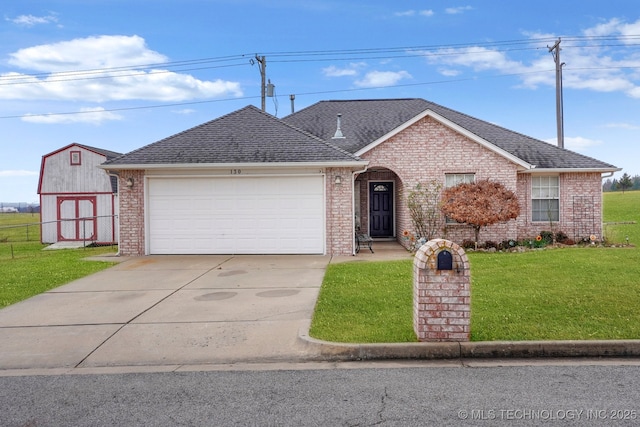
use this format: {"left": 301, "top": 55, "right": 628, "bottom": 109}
{"left": 254, "top": 55, "right": 267, "bottom": 111}
{"left": 548, "top": 38, "right": 565, "bottom": 148}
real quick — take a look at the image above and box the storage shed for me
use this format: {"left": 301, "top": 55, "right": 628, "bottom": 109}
{"left": 38, "top": 143, "right": 122, "bottom": 245}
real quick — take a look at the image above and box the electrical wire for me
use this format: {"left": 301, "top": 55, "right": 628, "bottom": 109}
{"left": 4, "top": 35, "right": 639, "bottom": 86}
{"left": 1, "top": 35, "right": 639, "bottom": 119}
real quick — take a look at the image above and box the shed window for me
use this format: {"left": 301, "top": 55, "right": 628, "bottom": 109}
{"left": 70, "top": 151, "right": 81, "bottom": 166}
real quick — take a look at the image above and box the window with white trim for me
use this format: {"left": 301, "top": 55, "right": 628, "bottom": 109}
{"left": 532, "top": 176, "right": 559, "bottom": 222}
{"left": 444, "top": 173, "right": 475, "bottom": 223}
{"left": 445, "top": 173, "right": 475, "bottom": 188}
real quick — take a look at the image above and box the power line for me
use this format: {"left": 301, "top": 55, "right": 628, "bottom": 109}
{"left": 1, "top": 34, "right": 639, "bottom": 119}
{"left": 3, "top": 35, "right": 638, "bottom": 87}
{"left": 0, "top": 69, "right": 555, "bottom": 120}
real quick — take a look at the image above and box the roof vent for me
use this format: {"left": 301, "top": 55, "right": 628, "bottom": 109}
{"left": 332, "top": 114, "right": 345, "bottom": 139}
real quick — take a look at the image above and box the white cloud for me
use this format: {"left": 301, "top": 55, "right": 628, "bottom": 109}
{"left": 422, "top": 18, "right": 640, "bottom": 98}
{"left": 424, "top": 46, "right": 526, "bottom": 74}
{"left": 355, "top": 70, "right": 412, "bottom": 88}
{"left": 605, "top": 122, "right": 640, "bottom": 130}
{"left": 173, "top": 108, "right": 196, "bottom": 115}
{"left": 21, "top": 107, "right": 123, "bottom": 125}
{"left": 8, "top": 14, "right": 58, "bottom": 27}
{"left": 438, "top": 68, "right": 461, "bottom": 77}
{"left": 1, "top": 35, "right": 243, "bottom": 103}
{"left": 9, "top": 35, "right": 166, "bottom": 71}
{"left": 0, "top": 170, "right": 38, "bottom": 177}
{"left": 583, "top": 18, "right": 623, "bottom": 37}
{"left": 445, "top": 6, "right": 473, "bottom": 15}
{"left": 394, "top": 9, "right": 433, "bottom": 17}
{"left": 322, "top": 63, "right": 365, "bottom": 77}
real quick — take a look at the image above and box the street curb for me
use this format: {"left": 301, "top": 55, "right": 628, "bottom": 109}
{"left": 298, "top": 321, "right": 640, "bottom": 360}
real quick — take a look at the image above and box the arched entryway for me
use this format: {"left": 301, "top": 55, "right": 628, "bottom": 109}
{"left": 354, "top": 168, "right": 404, "bottom": 240}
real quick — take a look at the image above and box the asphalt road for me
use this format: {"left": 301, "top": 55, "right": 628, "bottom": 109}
{"left": 2, "top": 360, "right": 640, "bottom": 426}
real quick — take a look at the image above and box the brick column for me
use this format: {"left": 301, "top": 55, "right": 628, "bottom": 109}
{"left": 118, "top": 170, "right": 145, "bottom": 256}
{"left": 413, "top": 239, "right": 470, "bottom": 341}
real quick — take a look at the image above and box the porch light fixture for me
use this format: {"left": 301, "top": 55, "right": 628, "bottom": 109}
{"left": 334, "top": 176, "right": 342, "bottom": 185}
{"left": 126, "top": 177, "right": 134, "bottom": 188}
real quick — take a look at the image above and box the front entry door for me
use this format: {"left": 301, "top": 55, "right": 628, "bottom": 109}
{"left": 369, "top": 182, "right": 393, "bottom": 237}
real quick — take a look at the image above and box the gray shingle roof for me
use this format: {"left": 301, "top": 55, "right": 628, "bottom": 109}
{"left": 75, "top": 144, "right": 122, "bottom": 160}
{"left": 283, "top": 99, "right": 619, "bottom": 171}
{"left": 104, "top": 105, "right": 361, "bottom": 166}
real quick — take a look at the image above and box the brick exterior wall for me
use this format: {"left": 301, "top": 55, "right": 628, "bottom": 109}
{"left": 114, "top": 118, "right": 605, "bottom": 257}
{"left": 345, "top": 116, "right": 606, "bottom": 250}
{"left": 516, "top": 172, "right": 603, "bottom": 241}
{"left": 326, "top": 167, "right": 358, "bottom": 256}
{"left": 357, "top": 116, "right": 520, "bottom": 250}
{"left": 117, "top": 171, "right": 145, "bottom": 256}
{"left": 413, "top": 239, "right": 470, "bottom": 342}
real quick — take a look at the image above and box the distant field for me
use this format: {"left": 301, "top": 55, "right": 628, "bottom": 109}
{"left": 603, "top": 190, "right": 640, "bottom": 244}
{"left": 0, "top": 212, "right": 41, "bottom": 242}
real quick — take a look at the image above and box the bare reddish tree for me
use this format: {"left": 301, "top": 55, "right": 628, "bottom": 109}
{"left": 440, "top": 179, "right": 520, "bottom": 247}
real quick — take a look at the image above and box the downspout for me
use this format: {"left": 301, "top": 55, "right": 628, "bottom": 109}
{"left": 600, "top": 171, "right": 615, "bottom": 241}
{"left": 351, "top": 165, "right": 369, "bottom": 255}
{"left": 106, "top": 170, "right": 121, "bottom": 256}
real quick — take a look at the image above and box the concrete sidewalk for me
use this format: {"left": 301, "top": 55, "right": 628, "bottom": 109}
{"left": 0, "top": 241, "right": 639, "bottom": 376}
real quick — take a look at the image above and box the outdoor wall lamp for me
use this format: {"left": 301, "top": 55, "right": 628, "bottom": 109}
{"left": 334, "top": 176, "right": 342, "bottom": 185}
{"left": 126, "top": 177, "right": 134, "bottom": 188}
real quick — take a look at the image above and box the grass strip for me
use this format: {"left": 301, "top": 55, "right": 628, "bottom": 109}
{"left": 0, "top": 242, "right": 117, "bottom": 308}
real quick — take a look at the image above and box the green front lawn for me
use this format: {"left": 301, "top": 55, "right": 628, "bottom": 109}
{"left": 0, "top": 242, "right": 117, "bottom": 308}
{"left": 310, "top": 191, "right": 640, "bottom": 342}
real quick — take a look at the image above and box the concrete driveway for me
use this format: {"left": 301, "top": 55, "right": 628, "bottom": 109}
{"left": 0, "top": 255, "right": 331, "bottom": 373}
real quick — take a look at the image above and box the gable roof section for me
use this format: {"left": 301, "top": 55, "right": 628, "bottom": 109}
{"left": 39, "top": 143, "right": 122, "bottom": 194}
{"left": 104, "top": 105, "right": 363, "bottom": 168}
{"left": 283, "top": 99, "right": 619, "bottom": 172}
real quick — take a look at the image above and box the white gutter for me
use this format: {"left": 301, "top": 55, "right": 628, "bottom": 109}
{"left": 105, "top": 170, "right": 121, "bottom": 256}
{"left": 519, "top": 167, "right": 621, "bottom": 174}
{"left": 98, "top": 161, "right": 367, "bottom": 171}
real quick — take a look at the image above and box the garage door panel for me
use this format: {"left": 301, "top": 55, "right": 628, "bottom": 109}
{"left": 148, "top": 176, "right": 324, "bottom": 254}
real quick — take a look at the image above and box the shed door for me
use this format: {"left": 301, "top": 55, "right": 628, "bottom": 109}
{"left": 57, "top": 197, "right": 97, "bottom": 241}
{"left": 147, "top": 175, "right": 325, "bottom": 254}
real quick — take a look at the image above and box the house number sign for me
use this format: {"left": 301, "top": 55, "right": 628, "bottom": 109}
{"left": 230, "top": 169, "right": 242, "bottom": 175}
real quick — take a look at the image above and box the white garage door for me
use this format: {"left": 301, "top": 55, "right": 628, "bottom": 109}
{"left": 147, "top": 175, "right": 325, "bottom": 254}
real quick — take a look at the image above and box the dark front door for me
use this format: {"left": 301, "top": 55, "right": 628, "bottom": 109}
{"left": 369, "top": 182, "right": 393, "bottom": 237}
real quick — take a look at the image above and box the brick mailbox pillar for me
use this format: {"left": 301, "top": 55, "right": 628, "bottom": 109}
{"left": 413, "top": 239, "right": 470, "bottom": 342}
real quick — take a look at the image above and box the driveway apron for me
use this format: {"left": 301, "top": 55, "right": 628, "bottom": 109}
{"left": 0, "top": 255, "right": 329, "bottom": 370}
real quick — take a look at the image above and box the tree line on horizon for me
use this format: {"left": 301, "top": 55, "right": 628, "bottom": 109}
{"left": 602, "top": 173, "right": 640, "bottom": 193}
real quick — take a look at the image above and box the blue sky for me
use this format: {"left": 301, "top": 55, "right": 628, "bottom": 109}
{"left": 1, "top": 0, "right": 639, "bottom": 203}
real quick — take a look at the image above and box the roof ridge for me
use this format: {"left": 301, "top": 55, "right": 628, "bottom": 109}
{"left": 277, "top": 113, "right": 362, "bottom": 162}
{"left": 103, "top": 106, "right": 260, "bottom": 165}
{"left": 421, "top": 99, "right": 618, "bottom": 168}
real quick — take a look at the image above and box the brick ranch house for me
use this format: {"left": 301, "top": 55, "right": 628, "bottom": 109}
{"left": 101, "top": 98, "right": 619, "bottom": 256}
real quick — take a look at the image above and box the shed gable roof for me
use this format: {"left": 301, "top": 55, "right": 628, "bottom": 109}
{"left": 104, "top": 105, "right": 362, "bottom": 167}
{"left": 283, "top": 99, "right": 619, "bottom": 171}
{"left": 39, "top": 143, "right": 122, "bottom": 194}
